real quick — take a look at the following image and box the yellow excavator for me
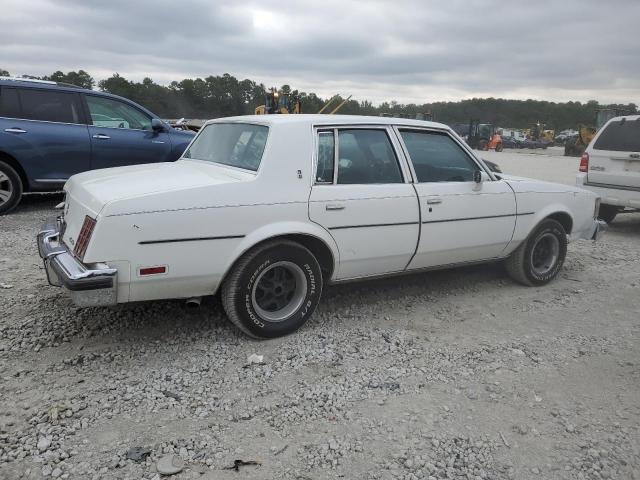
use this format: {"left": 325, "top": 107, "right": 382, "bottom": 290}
{"left": 255, "top": 88, "right": 351, "bottom": 115}
{"left": 255, "top": 88, "right": 301, "bottom": 115}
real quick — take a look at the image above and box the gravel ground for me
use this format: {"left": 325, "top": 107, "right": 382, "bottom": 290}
{"left": 1, "top": 149, "right": 639, "bottom": 480}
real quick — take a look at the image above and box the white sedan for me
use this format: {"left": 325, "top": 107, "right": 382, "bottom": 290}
{"left": 38, "top": 115, "right": 605, "bottom": 338}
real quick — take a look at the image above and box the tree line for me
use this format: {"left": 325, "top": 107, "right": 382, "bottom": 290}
{"left": 1, "top": 69, "right": 637, "bottom": 131}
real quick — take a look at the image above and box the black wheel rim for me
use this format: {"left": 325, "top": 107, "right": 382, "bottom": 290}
{"left": 530, "top": 232, "right": 560, "bottom": 276}
{"left": 251, "top": 261, "right": 307, "bottom": 322}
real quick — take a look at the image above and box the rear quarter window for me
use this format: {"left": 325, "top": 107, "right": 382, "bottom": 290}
{"left": 0, "top": 87, "right": 21, "bottom": 118}
{"left": 593, "top": 119, "right": 640, "bottom": 152}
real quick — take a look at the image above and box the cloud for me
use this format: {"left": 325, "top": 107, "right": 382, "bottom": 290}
{"left": 1, "top": 0, "right": 639, "bottom": 104}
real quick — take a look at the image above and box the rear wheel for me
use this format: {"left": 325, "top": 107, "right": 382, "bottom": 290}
{"left": 0, "top": 161, "right": 23, "bottom": 215}
{"left": 505, "top": 218, "right": 567, "bottom": 286}
{"left": 598, "top": 204, "right": 618, "bottom": 224}
{"left": 221, "top": 240, "right": 323, "bottom": 338}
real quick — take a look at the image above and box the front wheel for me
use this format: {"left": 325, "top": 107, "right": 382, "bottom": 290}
{"left": 221, "top": 240, "right": 323, "bottom": 338}
{"left": 505, "top": 218, "right": 567, "bottom": 286}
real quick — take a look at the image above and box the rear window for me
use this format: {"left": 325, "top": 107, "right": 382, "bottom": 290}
{"left": 18, "top": 89, "right": 82, "bottom": 124}
{"left": 593, "top": 119, "right": 640, "bottom": 152}
{"left": 183, "top": 123, "right": 268, "bottom": 171}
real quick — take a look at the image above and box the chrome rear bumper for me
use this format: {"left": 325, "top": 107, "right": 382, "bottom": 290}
{"left": 37, "top": 217, "right": 117, "bottom": 307}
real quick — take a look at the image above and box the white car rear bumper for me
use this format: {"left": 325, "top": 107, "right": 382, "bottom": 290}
{"left": 576, "top": 173, "right": 640, "bottom": 208}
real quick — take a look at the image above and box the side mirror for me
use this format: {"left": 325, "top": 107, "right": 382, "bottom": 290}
{"left": 473, "top": 170, "right": 483, "bottom": 183}
{"left": 151, "top": 118, "right": 165, "bottom": 132}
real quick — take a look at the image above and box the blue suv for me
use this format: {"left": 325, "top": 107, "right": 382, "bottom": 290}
{"left": 0, "top": 77, "right": 195, "bottom": 214}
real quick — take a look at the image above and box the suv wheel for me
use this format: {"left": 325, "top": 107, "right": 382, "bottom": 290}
{"left": 505, "top": 218, "right": 567, "bottom": 286}
{"left": 0, "top": 161, "right": 23, "bottom": 215}
{"left": 598, "top": 204, "right": 618, "bottom": 224}
{"left": 221, "top": 240, "right": 323, "bottom": 338}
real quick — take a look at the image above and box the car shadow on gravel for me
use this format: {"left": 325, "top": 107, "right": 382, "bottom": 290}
{"left": 607, "top": 212, "right": 640, "bottom": 235}
{"left": 10, "top": 192, "right": 64, "bottom": 215}
{"left": 322, "top": 261, "right": 508, "bottom": 312}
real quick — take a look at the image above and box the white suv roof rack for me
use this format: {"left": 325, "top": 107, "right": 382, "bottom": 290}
{"left": 0, "top": 76, "right": 57, "bottom": 85}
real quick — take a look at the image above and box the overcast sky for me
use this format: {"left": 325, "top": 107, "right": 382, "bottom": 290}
{"left": 1, "top": 0, "right": 639, "bottom": 105}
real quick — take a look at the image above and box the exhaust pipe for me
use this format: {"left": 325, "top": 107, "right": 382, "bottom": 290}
{"left": 185, "top": 297, "right": 202, "bottom": 308}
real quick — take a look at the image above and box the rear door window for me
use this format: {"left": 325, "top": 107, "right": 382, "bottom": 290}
{"left": 0, "top": 87, "right": 21, "bottom": 118}
{"left": 593, "top": 119, "right": 640, "bottom": 152}
{"left": 18, "top": 89, "right": 82, "bottom": 124}
{"left": 336, "top": 129, "right": 403, "bottom": 184}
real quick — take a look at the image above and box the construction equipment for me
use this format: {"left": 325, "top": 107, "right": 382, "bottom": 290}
{"left": 317, "top": 95, "right": 352, "bottom": 114}
{"left": 255, "top": 88, "right": 302, "bottom": 115}
{"left": 255, "top": 89, "right": 352, "bottom": 115}
{"left": 564, "top": 126, "right": 597, "bottom": 156}
{"left": 564, "top": 107, "right": 635, "bottom": 156}
{"left": 466, "top": 120, "right": 503, "bottom": 152}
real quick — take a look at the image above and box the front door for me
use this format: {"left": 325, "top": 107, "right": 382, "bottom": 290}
{"left": 85, "top": 95, "right": 171, "bottom": 169}
{"left": 395, "top": 128, "right": 517, "bottom": 269}
{"left": 309, "top": 127, "right": 419, "bottom": 279}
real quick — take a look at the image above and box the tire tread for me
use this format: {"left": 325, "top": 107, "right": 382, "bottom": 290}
{"left": 221, "top": 239, "right": 317, "bottom": 338}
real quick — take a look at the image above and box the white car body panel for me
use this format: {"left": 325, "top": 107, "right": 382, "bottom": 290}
{"left": 409, "top": 179, "right": 517, "bottom": 268}
{"left": 53, "top": 115, "right": 601, "bottom": 305}
{"left": 309, "top": 183, "right": 419, "bottom": 279}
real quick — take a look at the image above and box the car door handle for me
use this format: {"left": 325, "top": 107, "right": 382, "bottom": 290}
{"left": 92, "top": 133, "right": 111, "bottom": 140}
{"left": 4, "top": 128, "right": 27, "bottom": 134}
{"left": 426, "top": 197, "right": 442, "bottom": 205}
{"left": 325, "top": 204, "right": 345, "bottom": 211}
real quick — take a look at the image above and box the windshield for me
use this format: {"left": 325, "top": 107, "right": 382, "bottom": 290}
{"left": 183, "top": 123, "right": 268, "bottom": 171}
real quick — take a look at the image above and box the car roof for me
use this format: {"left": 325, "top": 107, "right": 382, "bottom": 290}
{"left": 0, "top": 76, "right": 157, "bottom": 117}
{"left": 604, "top": 114, "right": 640, "bottom": 123}
{"left": 206, "top": 114, "right": 450, "bottom": 130}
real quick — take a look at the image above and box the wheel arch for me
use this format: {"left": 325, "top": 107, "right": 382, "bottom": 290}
{"left": 218, "top": 221, "right": 339, "bottom": 291}
{"left": 0, "top": 151, "right": 29, "bottom": 192}
{"left": 546, "top": 210, "right": 573, "bottom": 234}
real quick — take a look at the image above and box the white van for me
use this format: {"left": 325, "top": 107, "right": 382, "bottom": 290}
{"left": 576, "top": 115, "right": 640, "bottom": 222}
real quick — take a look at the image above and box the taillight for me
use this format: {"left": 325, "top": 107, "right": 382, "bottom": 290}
{"left": 579, "top": 152, "right": 589, "bottom": 172}
{"left": 74, "top": 216, "right": 96, "bottom": 260}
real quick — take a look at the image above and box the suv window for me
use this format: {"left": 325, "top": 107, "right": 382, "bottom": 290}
{"left": 316, "top": 130, "right": 335, "bottom": 183}
{"left": 18, "top": 89, "right": 82, "bottom": 124}
{"left": 183, "top": 123, "right": 268, "bottom": 172}
{"left": 86, "top": 95, "right": 152, "bottom": 130}
{"left": 0, "top": 87, "right": 20, "bottom": 118}
{"left": 399, "top": 129, "right": 479, "bottom": 182}
{"left": 337, "top": 129, "right": 402, "bottom": 184}
{"left": 593, "top": 119, "right": 640, "bottom": 152}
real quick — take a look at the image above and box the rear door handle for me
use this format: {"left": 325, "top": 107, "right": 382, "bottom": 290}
{"left": 92, "top": 133, "right": 111, "bottom": 140}
{"left": 4, "top": 128, "right": 27, "bottom": 134}
{"left": 426, "top": 197, "right": 442, "bottom": 205}
{"left": 326, "top": 204, "right": 345, "bottom": 211}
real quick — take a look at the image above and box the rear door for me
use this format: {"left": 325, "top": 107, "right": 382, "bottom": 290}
{"left": 0, "top": 86, "right": 90, "bottom": 187}
{"left": 396, "top": 128, "right": 517, "bottom": 269}
{"left": 84, "top": 94, "right": 172, "bottom": 169}
{"left": 309, "top": 127, "right": 420, "bottom": 279}
{"left": 587, "top": 117, "right": 640, "bottom": 188}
